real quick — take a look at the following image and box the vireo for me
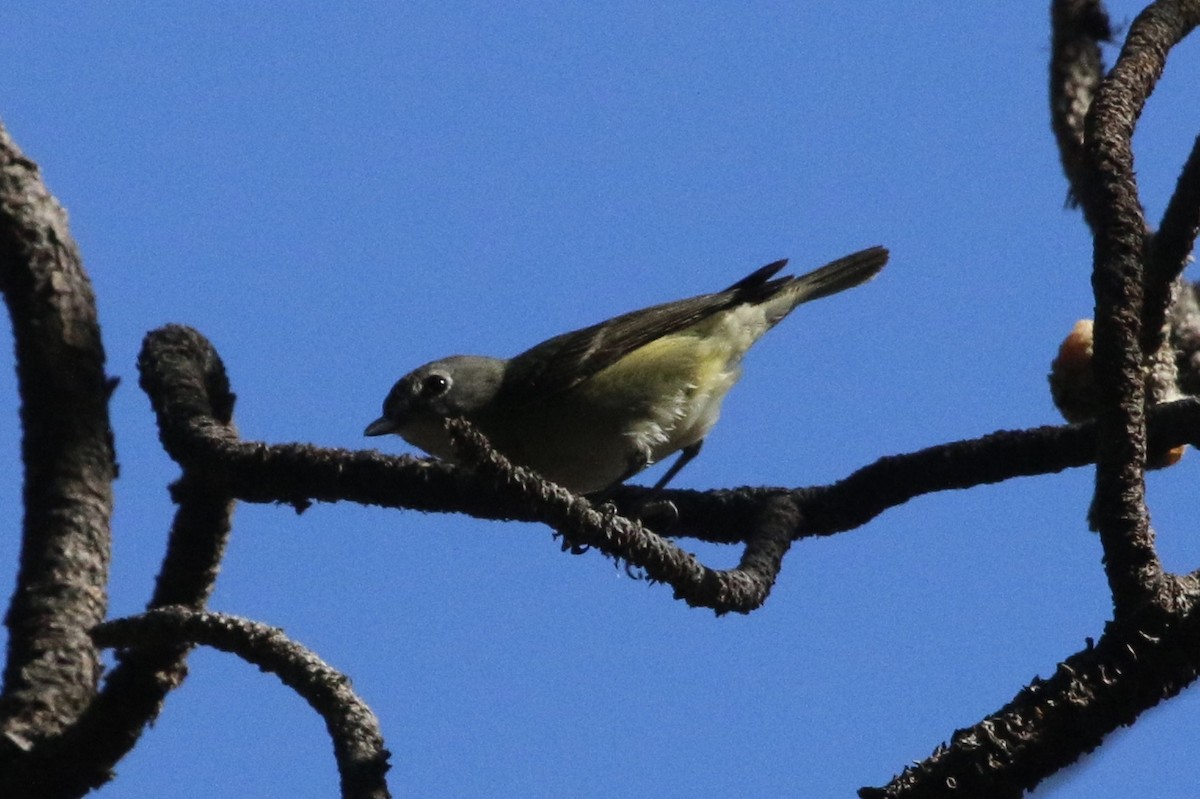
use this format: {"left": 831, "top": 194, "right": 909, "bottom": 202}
{"left": 366, "top": 246, "right": 887, "bottom": 493}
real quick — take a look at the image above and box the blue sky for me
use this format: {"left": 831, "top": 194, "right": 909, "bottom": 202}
{"left": 1, "top": 3, "right": 1198, "bottom": 797}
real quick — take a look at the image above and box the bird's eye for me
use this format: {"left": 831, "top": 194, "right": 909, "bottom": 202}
{"left": 419, "top": 373, "right": 451, "bottom": 399}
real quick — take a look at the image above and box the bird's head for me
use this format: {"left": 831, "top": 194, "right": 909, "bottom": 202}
{"left": 364, "top": 355, "right": 506, "bottom": 459}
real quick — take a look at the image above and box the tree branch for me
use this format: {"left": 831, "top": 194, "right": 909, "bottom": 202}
{"left": 92, "top": 608, "right": 391, "bottom": 799}
{"left": 1079, "top": 0, "right": 1200, "bottom": 613}
{"left": 0, "top": 121, "right": 114, "bottom": 756}
{"left": 445, "top": 417, "right": 803, "bottom": 613}
{"left": 1147, "top": 133, "right": 1200, "bottom": 339}
{"left": 136, "top": 325, "right": 1200, "bottom": 616}
{"left": 862, "top": 576, "right": 1200, "bottom": 798}
{"left": 7, "top": 473, "right": 239, "bottom": 798}
{"left": 1050, "top": 0, "right": 1113, "bottom": 208}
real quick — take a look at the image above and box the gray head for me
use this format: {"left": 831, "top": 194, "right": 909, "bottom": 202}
{"left": 364, "top": 355, "right": 507, "bottom": 459}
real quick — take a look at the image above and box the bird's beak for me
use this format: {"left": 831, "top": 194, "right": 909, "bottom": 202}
{"left": 364, "top": 417, "right": 397, "bottom": 437}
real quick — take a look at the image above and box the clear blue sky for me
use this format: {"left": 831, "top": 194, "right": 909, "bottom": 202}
{"left": 1, "top": 3, "right": 1198, "bottom": 796}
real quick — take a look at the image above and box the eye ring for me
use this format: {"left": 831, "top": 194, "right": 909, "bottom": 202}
{"left": 419, "top": 372, "right": 451, "bottom": 399}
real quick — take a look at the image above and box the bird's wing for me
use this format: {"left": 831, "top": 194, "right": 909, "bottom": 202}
{"left": 499, "top": 259, "right": 791, "bottom": 402}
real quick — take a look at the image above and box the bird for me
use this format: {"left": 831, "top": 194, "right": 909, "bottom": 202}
{"left": 365, "top": 246, "right": 888, "bottom": 494}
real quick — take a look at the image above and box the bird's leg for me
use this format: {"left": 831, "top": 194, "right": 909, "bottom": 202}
{"left": 585, "top": 443, "right": 701, "bottom": 532}
{"left": 627, "top": 442, "right": 704, "bottom": 531}
{"left": 652, "top": 440, "right": 703, "bottom": 490}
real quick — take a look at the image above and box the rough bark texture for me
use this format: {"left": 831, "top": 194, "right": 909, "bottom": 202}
{"left": 2, "top": 2, "right": 1200, "bottom": 797}
{"left": 0, "top": 123, "right": 114, "bottom": 759}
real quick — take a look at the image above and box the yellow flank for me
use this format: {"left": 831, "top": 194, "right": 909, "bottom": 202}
{"left": 575, "top": 316, "right": 743, "bottom": 457}
{"left": 578, "top": 332, "right": 723, "bottom": 406}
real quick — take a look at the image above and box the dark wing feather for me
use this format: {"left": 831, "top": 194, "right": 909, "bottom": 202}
{"left": 499, "top": 259, "right": 793, "bottom": 402}
{"left": 722, "top": 258, "right": 789, "bottom": 292}
{"left": 499, "top": 246, "right": 887, "bottom": 403}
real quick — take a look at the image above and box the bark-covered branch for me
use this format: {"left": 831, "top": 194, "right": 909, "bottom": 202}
{"left": 1149, "top": 134, "right": 1200, "bottom": 335}
{"left": 1080, "top": 0, "right": 1200, "bottom": 613}
{"left": 864, "top": 577, "right": 1200, "bottom": 798}
{"left": 93, "top": 608, "right": 391, "bottom": 799}
{"left": 0, "top": 1, "right": 1197, "bottom": 796}
{"left": 136, "top": 325, "right": 1200, "bottom": 618}
{"left": 1050, "top": 0, "right": 1112, "bottom": 207}
{"left": 0, "top": 122, "right": 114, "bottom": 762}
{"left": 867, "top": 2, "right": 1200, "bottom": 795}
{"left": 9, "top": 474, "right": 239, "bottom": 798}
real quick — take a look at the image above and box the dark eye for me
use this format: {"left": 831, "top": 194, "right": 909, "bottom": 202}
{"left": 419, "top": 372, "right": 451, "bottom": 399}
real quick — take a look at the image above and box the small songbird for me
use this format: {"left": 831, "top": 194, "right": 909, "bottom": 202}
{"left": 365, "top": 246, "right": 888, "bottom": 494}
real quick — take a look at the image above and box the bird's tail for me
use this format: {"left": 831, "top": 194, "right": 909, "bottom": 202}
{"left": 749, "top": 245, "right": 888, "bottom": 328}
{"left": 787, "top": 246, "right": 889, "bottom": 305}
